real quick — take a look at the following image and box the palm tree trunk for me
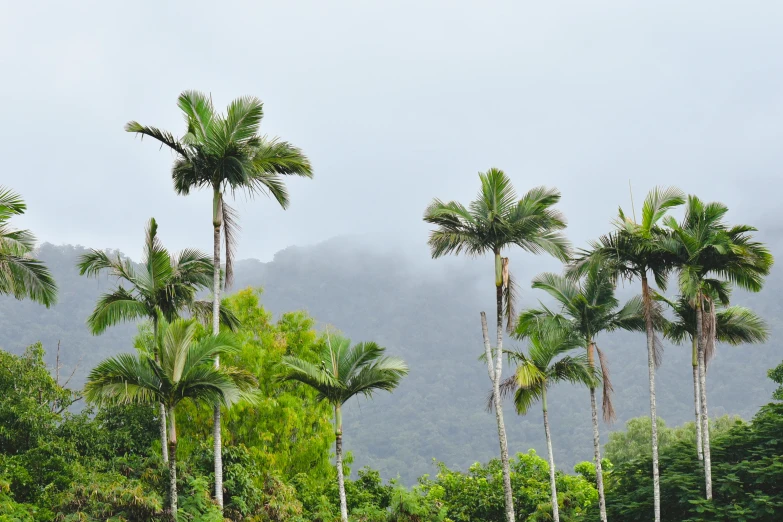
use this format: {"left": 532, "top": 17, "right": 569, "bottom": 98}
{"left": 642, "top": 277, "right": 661, "bottom": 522}
{"left": 167, "top": 404, "right": 178, "bottom": 519}
{"left": 691, "top": 336, "right": 703, "bottom": 461}
{"left": 696, "top": 295, "right": 712, "bottom": 499}
{"left": 335, "top": 405, "right": 348, "bottom": 522}
{"left": 495, "top": 284, "right": 515, "bottom": 522}
{"left": 153, "top": 317, "right": 168, "bottom": 464}
{"left": 481, "top": 255, "right": 516, "bottom": 522}
{"left": 212, "top": 190, "right": 224, "bottom": 510}
{"left": 587, "top": 343, "right": 607, "bottom": 522}
{"left": 542, "top": 389, "right": 560, "bottom": 522}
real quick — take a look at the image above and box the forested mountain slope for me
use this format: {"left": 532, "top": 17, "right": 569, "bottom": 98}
{"left": 1, "top": 236, "right": 780, "bottom": 483}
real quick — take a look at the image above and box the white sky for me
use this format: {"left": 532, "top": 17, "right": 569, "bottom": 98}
{"left": 3, "top": 1, "right": 782, "bottom": 261}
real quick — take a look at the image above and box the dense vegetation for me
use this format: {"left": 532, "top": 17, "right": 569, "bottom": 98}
{"left": 0, "top": 91, "right": 781, "bottom": 521}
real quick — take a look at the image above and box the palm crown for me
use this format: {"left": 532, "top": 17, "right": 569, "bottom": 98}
{"left": 84, "top": 318, "right": 256, "bottom": 409}
{"left": 517, "top": 265, "right": 645, "bottom": 420}
{"left": 657, "top": 293, "right": 768, "bottom": 351}
{"left": 126, "top": 91, "right": 312, "bottom": 285}
{"left": 424, "top": 168, "right": 570, "bottom": 262}
{"left": 574, "top": 187, "right": 685, "bottom": 290}
{"left": 78, "top": 218, "right": 238, "bottom": 335}
{"left": 278, "top": 335, "right": 409, "bottom": 425}
{"left": 665, "top": 195, "right": 774, "bottom": 298}
{"left": 502, "top": 317, "right": 597, "bottom": 414}
{"left": 0, "top": 187, "right": 57, "bottom": 306}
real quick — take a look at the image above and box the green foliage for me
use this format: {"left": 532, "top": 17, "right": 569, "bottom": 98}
{"left": 416, "top": 451, "right": 596, "bottom": 521}
{"left": 602, "top": 402, "right": 783, "bottom": 520}
{"left": 177, "top": 288, "right": 335, "bottom": 481}
{"left": 769, "top": 361, "right": 783, "bottom": 401}
{"left": 604, "top": 415, "right": 742, "bottom": 468}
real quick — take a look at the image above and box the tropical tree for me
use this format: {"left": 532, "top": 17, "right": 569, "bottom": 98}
{"left": 126, "top": 91, "right": 312, "bottom": 508}
{"left": 423, "top": 168, "right": 570, "bottom": 522}
{"left": 0, "top": 187, "right": 57, "bottom": 307}
{"left": 84, "top": 318, "right": 256, "bottom": 518}
{"left": 498, "top": 315, "right": 597, "bottom": 522}
{"left": 78, "top": 217, "right": 238, "bottom": 462}
{"left": 517, "top": 265, "right": 644, "bottom": 522}
{"left": 571, "top": 186, "right": 684, "bottom": 522}
{"left": 663, "top": 195, "right": 773, "bottom": 498}
{"left": 657, "top": 292, "right": 768, "bottom": 464}
{"left": 277, "top": 333, "right": 408, "bottom": 522}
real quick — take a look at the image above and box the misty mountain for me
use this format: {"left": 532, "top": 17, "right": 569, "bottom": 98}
{"left": 0, "top": 237, "right": 780, "bottom": 484}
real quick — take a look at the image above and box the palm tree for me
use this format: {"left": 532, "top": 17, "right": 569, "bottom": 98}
{"left": 517, "top": 265, "right": 644, "bottom": 522}
{"left": 126, "top": 91, "right": 312, "bottom": 508}
{"left": 657, "top": 291, "right": 768, "bottom": 463}
{"left": 0, "top": 187, "right": 57, "bottom": 307}
{"left": 423, "top": 168, "right": 570, "bottom": 522}
{"left": 664, "top": 195, "right": 773, "bottom": 498}
{"left": 84, "top": 318, "right": 256, "bottom": 518}
{"left": 571, "top": 186, "right": 684, "bottom": 522}
{"left": 498, "top": 315, "right": 596, "bottom": 522}
{"left": 78, "top": 217, "right": 239, "bottom": 462}
{"left": 277, "top": 333, "right": 408, "bottom": 522}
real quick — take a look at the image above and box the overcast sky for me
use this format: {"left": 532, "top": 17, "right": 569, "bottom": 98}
{"left": 3, "top": 1, "right": 782, "bottom": 262}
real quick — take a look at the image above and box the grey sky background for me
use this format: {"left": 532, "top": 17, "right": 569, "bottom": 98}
{"left": 2, "top": 1, "right": 782, "bottom": 263}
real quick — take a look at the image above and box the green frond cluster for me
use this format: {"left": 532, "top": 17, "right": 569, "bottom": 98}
{"left": 423, "top": 168, "right": 571, "bottom": 260}
{"left": 507, "top": 316, "right": 597, "bottom": 415}
{"left": 85, "top": 318, "right": 256, "bottom": 410}
{"left": 0, "top": 187, "right": 57, "bottom": 306}
{"left": 78, "top": 217, "right": 236, "bottom": 335}
{"left": 278, "top": 334, "right": 409, "bottom": 412}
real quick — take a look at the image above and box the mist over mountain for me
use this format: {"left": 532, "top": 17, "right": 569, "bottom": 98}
{"left": 0, "top": 235, "right": 780, "bottom": 484}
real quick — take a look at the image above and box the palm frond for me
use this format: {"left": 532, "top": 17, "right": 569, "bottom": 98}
{"left": 716, "top": 306, "right": 769, "bottom": 345}
{"left": 124, "top": 121, "right": 188, "bottom": 157}
{"left": 86, "top": 289, "right": 149, "bottom": 334}
{"left": 513, "top": 385, "right": 545, "bottom": 415}
{"left": 0, "top": 254, "right": 58, "bottom": 307}
{"left": 177, "top": 90, "right": 215, "bottom": 146}
{"left": 84, "top": 354, "right": 161, "bottom": 406}
{"left": 221, "top": 199, "right": 240, "bottom": 288}
{"left": 640, "top": 186, "right": 685, "bottom": 233}
{"left": 0, "top": 187, "right": 26, "bottom": 218}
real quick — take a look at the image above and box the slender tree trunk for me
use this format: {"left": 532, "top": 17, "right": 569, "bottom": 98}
{"left": 167, "top": 405, "right": 178, "bottom": 519}
{"left": 335, "top": 405, "right": 348, "bottom": 522}
{"left": 212, "top": 190, "right": 224, "bottom": 509}
{"left": 696, "top": 295, "right": 713, "bottom": 499}
{"left": 480, "top": 257, "right": 516, "bottom": 522}
{"left": 542, "top": 389, "right": 560, "bottom": 522}
{"left": 642, "top": 277, "right": 661, "bottom": 522}
{"left": 691, "top": 336, "right": 703, "bottom": 461}
{"left": 153, "top": 318, "right": 168, "bottom": 464}
{"left": 587, "top": 343, "right": 607, "bottom": 522}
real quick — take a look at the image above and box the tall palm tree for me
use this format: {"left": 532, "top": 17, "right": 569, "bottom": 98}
{"left": 517, "top": 265, "right": 644, "bottom": 522}
{"left": 571, "top": 186, "right": 684, "bottom": 522}
{"left": 84, "top": 318, "right": 256, "bottom": 519}
{"left": 423, "top": 168, "right": 570, "bottom": 522}
{"left": 78, "top": 217, "right": 239, "bottom": 462}
{"left": 497, "top": 315, "right": 596, "bottom": 522}
{"left": 664, "top": 195, "right": 773, "bottom": 498}
{"left": 126, "top": 90, "right": 312, "bottom": 507}
{"left": 277, "top": 334, "right": 408, "bottom": 522}
{"left": 0, "top": 187, "right": 57, "bottom": 307}
{"left": 657, "top": 291, "right": 768, "bottom": 463}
